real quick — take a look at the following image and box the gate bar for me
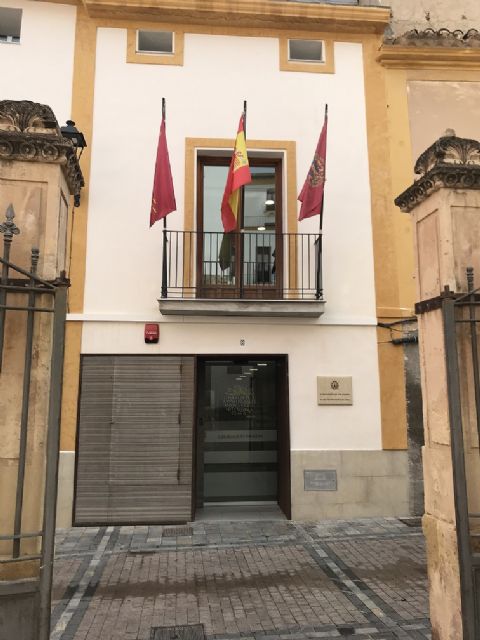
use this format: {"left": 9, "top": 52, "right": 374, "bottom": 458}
{"left": 13, "top": 249, "right": 39, "bottom": 558}
{"left": 38, "top": 285, "right": 67, "bottom": 640}
{"left": 443, "top": 294, "right": 476, "bottom": 640}
{"left": 466, "top": 268, "right": 480, "bottom": 452}
{"left": 0, "top": 255, "right": 56, "bottom": 288}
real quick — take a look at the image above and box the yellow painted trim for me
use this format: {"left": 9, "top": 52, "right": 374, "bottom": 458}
{"left": 279, "top": 37, "right": 334, "bottom": 74}
{"left": 376, "top": 329, "right": 409, "bottom": 450}
{"left": 96, "top": 17, "right": 366, "bottom": 43}
{"left": 126, "top": 27, "right": 184, "bottom": 65}
{"left": 377, "top": 45, "right": 480, "bottom": 70}
{"left": 184, "top": 137, "right": 298, "bottom": 296}
{"left": 363, "top": 35, "right": 410, "bottom": 451}
{"left": 61, "top": 6, "right": 97, "bottom": 451}
{"left": 407, "top": 69, "right": 480, "bottom": 82}
{"left": 377, "top": 307, "right": 415, "bottom": 319}
{"left": 84, "top": 1, "right": 390, "bottom": 34}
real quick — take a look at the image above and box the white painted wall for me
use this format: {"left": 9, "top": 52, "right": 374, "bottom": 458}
{"left": 0, "top": 0, "right": 76, "bottom": 126}
{"left": 79, "top": 27, "right": 382, "bottom": 453}
{"left": 80, "top": 320, "right": 382, "bottom": 451}
{"left": 84, "top": 29, "right": 376, "bottom": 323}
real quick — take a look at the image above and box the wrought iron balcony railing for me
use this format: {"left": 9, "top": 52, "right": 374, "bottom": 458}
{"left": 161, "top": 230, "right": 323, "bottom": 301}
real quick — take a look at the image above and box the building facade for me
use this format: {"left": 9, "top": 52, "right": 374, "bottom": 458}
{"left": 2, "top": 0, "right": 476, "bottom": 526}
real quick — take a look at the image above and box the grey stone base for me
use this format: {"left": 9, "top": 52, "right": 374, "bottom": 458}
{"left": 57, "top": 451, "right": 75, "bottom": 528}
{"left": 0, "top": 579, "right": 39, "bottom": 640}
{"left": 291, "top": 450, "right": 410, "bottom": 520}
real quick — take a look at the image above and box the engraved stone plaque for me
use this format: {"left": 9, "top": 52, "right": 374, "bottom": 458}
{"left": 317, "top": 376, "right": 352, "bottom": 405}
{"left": 304, "top": 469, "right": 337, "bottom": 491}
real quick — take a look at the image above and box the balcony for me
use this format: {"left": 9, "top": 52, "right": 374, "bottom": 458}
{"left": 158, "top": 231, "right": 325, "bottom": 318}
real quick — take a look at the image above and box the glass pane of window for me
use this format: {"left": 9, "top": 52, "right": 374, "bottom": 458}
{"left": 202, "top": 360, "right": 278, "bottom": 503}
{"left": 243, "top": 167, "right": 277, "bottom": 286}
{"left": 288, "top": 39, "right": 323, "bottom": 62}
{"left": 0, "top": 7, "right": 22, "bottom": 43}
{"left": 137, "top": 30, "right": 173, "bottom": 54}
{"left": 202, "top": 165, "right": 233, "bottom": 287}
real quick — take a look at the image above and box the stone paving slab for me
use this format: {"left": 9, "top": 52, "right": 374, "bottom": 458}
{"left": 51, "top": 519, "right": 431, "bottom": 640}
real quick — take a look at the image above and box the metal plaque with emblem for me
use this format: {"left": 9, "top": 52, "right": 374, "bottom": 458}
{"left": 317, "top": 376, "right": 353, "bottom": 405}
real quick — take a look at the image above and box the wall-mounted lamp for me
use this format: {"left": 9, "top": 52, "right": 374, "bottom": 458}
{"left": 60, "top": 120, "right": 87, "bottom": 159}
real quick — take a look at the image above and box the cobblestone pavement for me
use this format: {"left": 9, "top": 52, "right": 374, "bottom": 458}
{"left": 51, "top": 518, "right": 430, "bottom": 640}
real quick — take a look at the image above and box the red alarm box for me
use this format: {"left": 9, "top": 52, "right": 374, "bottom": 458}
{"left": 144, "top": 323, "right": 159, "bottom": 344}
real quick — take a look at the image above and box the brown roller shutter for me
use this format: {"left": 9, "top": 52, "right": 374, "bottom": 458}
{"left": 74, "top": 355, "right": 195, "bottom": 524}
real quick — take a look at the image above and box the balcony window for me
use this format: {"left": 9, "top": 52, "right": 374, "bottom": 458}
{"left": 159, "top": 144, "right": 325, "bottom": 312}
{"left": 197, "top": 157, "right": 283, "bottom": 299}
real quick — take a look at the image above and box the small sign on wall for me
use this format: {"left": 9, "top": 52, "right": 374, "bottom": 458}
{"left": 304, "top": 470, "right": 337, "bottom": 491}
{"left": 317, "top": 376, "right": 352, "bottom": 405}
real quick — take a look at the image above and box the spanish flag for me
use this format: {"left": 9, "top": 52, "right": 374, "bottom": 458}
{"left": 221, "top": 114, "right": 251, "bottom": 232}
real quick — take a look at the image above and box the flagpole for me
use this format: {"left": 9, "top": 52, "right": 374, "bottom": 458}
{"left": 239, "top": 100, "right": 247, "bottom": 298}
{"left": 161, "top": 97, "right": 168, "bottom": 298}
{"left": 316, "top": 103, "right": 327, "bottom": 300}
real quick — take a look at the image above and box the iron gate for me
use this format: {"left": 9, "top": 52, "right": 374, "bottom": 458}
{"left": 443, "top": 267, "right": 480, "bottom": 639}
{"left": 0, "top": 204, "right": 67, "bottom": 640}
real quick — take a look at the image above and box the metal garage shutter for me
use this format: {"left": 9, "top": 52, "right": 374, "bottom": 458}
{"left": 74, "top": 355, "right": 195, "bottom": 524}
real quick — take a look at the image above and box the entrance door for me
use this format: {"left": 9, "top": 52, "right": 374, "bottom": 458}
{"left": 195, "top": 357, "right": 290, "bottom": 515}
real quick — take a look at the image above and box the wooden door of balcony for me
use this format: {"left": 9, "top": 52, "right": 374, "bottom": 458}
{"left": 197, "top": 157, "right": 283, "bottom": 300}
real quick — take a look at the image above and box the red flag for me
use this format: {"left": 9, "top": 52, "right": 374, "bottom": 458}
{"left": 221, "top": 114, "right": 252, "bottom": 233}
{"left": 298, "top": 113, "right": 328, "bottom": 221}
{"left": 150, "top": 117, "right": 176, "bottom": 227}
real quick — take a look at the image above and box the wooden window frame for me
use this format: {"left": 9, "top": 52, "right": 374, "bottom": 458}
{"left": 196, "top": 155, "right": 284, "bottom": 299}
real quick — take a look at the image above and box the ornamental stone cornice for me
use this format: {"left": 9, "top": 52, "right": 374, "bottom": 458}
{"left": 0, "top": 100, "right": 84, "bottom": 205}
{"left": 394, "top": 134, "right": 480, "bottom": 213}
{"left": 44, "top": 0, "right": 390, "bottom": 34}
{"left": 377, "top": 28, "right": 480, "bottom": 69}
{"left": 385, "top": 28, "right": 480, "bottom": 48}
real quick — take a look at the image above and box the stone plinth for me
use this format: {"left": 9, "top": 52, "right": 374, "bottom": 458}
{"left": 396, "top": 133, "right": 480, "bottom": 639}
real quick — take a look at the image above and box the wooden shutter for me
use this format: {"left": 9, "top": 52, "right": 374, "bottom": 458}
{"left": 74, "top": 355, "right": 195, "bottom": 524}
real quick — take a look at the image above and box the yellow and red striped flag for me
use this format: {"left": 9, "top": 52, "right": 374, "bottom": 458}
{"left": 221, "top": 114, "right": 251, "bottom": 232}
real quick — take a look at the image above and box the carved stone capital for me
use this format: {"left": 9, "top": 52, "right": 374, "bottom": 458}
{"left": 0, "top": 100, "right": 84, "bottom": 203}
{"left": 395, "top": 135, "right": 480, "bottom": 213}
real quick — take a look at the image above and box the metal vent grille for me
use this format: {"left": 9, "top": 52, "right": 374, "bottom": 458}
{"left": 151, "top": 624, "right": 205, "bottom": 640}
{"left": 163, "top": 526, "right": 193, "bottom": 537}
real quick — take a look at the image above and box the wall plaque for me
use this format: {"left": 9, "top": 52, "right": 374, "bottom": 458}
{"left": 317, "top": 376, "right": 352, "bottom": 405}
{"left": 304, "top": 470, "right": 337, "bottom": 491}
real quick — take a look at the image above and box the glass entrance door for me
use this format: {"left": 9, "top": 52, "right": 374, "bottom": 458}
{"left": 197, "top": 359, "right": 278, "bottom": 504}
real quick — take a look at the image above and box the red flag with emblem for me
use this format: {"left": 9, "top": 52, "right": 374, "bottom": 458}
{"left": 298, "top": 112, "right": 328, "bottom": 221}
{"left": 150, "top": 116, "right": 176, "bottom": 227}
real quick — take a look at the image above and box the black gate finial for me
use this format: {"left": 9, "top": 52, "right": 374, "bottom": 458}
{"left": 0, "top": 204, "right": 20, "bottom": 244}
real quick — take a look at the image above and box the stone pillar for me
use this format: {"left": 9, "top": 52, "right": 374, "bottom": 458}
{"left": 395, "top": 133, "right": 480, "bottom": 640}
{"left": 0, "top": 101, "right": 83, "bottom": 639}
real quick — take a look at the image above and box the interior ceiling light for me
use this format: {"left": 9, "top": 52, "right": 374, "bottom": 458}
{"left": 257, "top": 225, "right": 266, "bottom": 231}
{"left": 265, "top": 199, "right": 275, "bottom": 206}
{"left": 257, "top": 363, "right": 267, "bottom": 366}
